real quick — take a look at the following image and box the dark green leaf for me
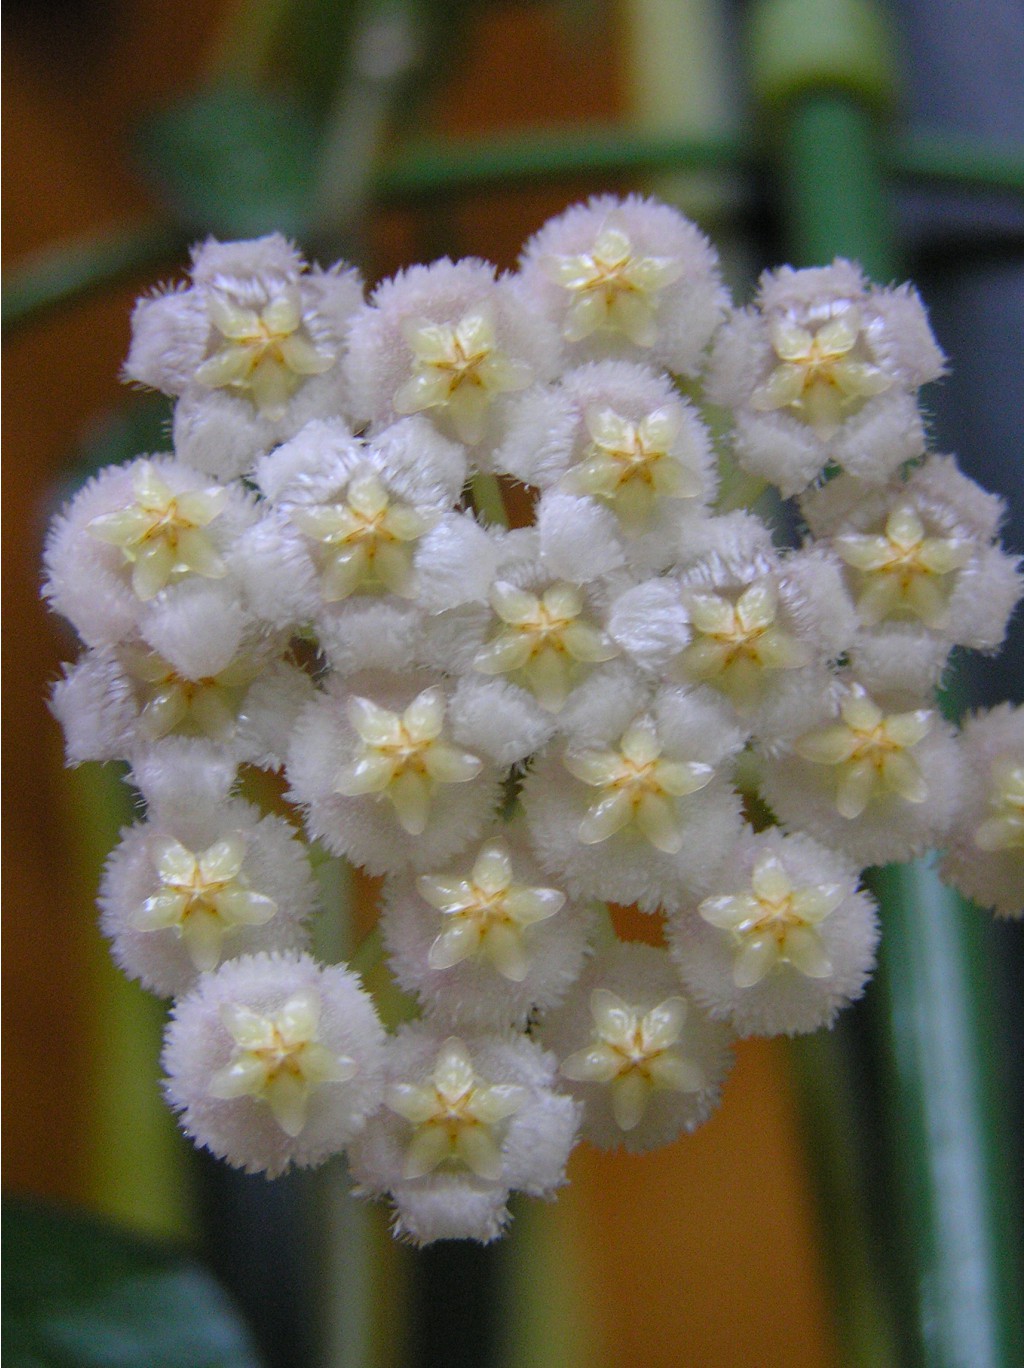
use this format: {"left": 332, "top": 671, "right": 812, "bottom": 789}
{"left": 135, "top": 83, "right": 319, "bottom": 240}
{"left": 3, "top": 1199, "right": 265, "bottom": 1368}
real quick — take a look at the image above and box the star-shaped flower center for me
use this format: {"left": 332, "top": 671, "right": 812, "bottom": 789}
{"left": 561, "top": 405, "right": 701, "bottom": 525}
{"left": 393, "top": 309, "right": 532, "bottom": 445}
{"left": 208, "top": 990, "right": 356, "bottom": 1137}
{"left": 195, "top": 285, "right": 335, "bottom": 420}
{"left": 560, "top": 989, "right": 705, "bottom": 1131}
{"left": 87, "top": 464, "right": 227, "bottom": 601}
{"left": 335, "top": 687, "right": 483, "bottom": 835}
{"left": 473, "top": 581, "right": 618, "bottom": 712}
{"left": 131, "top": 832, "right": 277, "bottom": 971}
{"left": 290, "top": 470, "right": 432, "bottom": 602}
{"left": 122, "top": 645, "right": 263, "bottom": 742}
{"left": 794, "top": 684, "right": 934, "bottom": 818}
{"left": 563, "top": 717, "right": 713, "bottom": 853}
{"left": 974, "top": 760, "right": 1024, "bottom": 853}
{"left": 677, "top": 581, "right": 810, "bottom": 714}
{"left": 541, "top": 225, "right": 684, "bottom": 347}
{"left": 749, "top": 308, "right": 893, "bottom": 434}
{"left": 417, "top": 840, "right": 566, "bottom": 982}
{"left": 699, "top": 852, "right": 844, "bottom": 987}
{"left": 835, "top": 504, "right": 972, "bottom": 629}
{"left": 386, "top": 1037, "right": 527, "bottom": 1180}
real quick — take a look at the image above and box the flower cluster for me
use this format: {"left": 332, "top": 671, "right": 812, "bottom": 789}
{"left": 44, "top": 196, "right": 1023, "bottom": 1244}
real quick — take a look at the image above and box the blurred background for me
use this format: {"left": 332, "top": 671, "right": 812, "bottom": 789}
{"left": 4, "top": 2, "right": 1022, "bottom": 1366}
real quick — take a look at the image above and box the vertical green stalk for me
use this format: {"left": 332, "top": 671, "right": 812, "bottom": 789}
{"left": 870, "top": 863, "right": 1024, "bottom": 1368}
{"left": 749, "top": 2, "right": 1024, "bottom": 1364}
{"left": 311, "top": 856, "right": 377, "bottom": 1368}
{"left": 68, "top": 764, "right": 193, "bottom": 1240}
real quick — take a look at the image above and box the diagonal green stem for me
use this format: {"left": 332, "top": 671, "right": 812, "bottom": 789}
{"left": 2, "top": 223, "right": 186, "bottom": 333}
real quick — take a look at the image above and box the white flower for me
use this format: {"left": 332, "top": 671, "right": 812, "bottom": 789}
{"left": 523, "top": 682, "right": 745, "bottom": 911}
{"left": 163, "top": 951, "right": 386, "bottom": 1176}
{"left": 473, "top": 579, "right": 619, "bottom": 713}
{"left": 51, "top": 619, "right": 312, "bottom": 770}
{"left": 100, "top": 800, "right": 316, "bottom": 997}
{"left": 674, "top": 579, "right": 812, "bottom": 714}
{"left": 43, "top": 458, "right": 258, "bottom": 647}
{"left": 493, "top": 362, "right": 717, "bottom": 574}
{"left": 792, "top": 684, "right": 934, "bottom": 818}
{"left": 539, "top": 943, "right": 733, "bottom": 1153}
{"left": 941, "top": 704, "right": 1024, "bottom": 917}
{"left": 287, "top": 672, "right": 501, "bottom": 874}
{"left": 610, "top": 522, "right": 854, "bottom": 726}
{"left": 708, "top": 261, "right": 944, "bottom": 494}
{"left": 381, "top": 829, "right": 592, "bottom": 1029}
{"left": 541, "top": 223, "right": 684, "bottom": 346}
{"left": 802, "top": 460, "right": 1022, "bottom": 652}
{"left": 761, "top": 675, "right": 963, "bottom": 866}
{"left": 393, "top": 308, "right": 533, "bottom": 444}
{"left": 335, "top": 687, "right": 483, "bottom": 835}
{"left": 519, "top": 195, "right": 727, "bottom": 375}
{"left": 563, "top": 715, "right": 715, "bottom": 854}
{"left": 343, "top": 258, "right": 561, "bottom": 457}
{"left": 348, "top": 1025, "right": 579, "bottom": 1245}
{"left": 126, "top": 235, "right": 363, "bottom": 477}
{"left": 669, "top": 829, "right": 879, "bottom": 1036}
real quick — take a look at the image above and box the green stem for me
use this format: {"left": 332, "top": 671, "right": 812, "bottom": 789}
{"left": 468, "top": 471, "right": 511, "bottom": 529}
{"left": 376, "top": 127, "right": 749, "bottom": 202}
{"left": 6, "top": 124, "right": 1020, "bottom": 334}
{"left": 752, "top": 3, "right": 1024, "bottom": 1361}
{"left": 788, "top": 1024, "right": 907, "bottom": 1367}
{"left": 778, "top": 92, "right": 895, "bottom": 278}
{"left": 2, "top": 223, "right": 186, "bottom": 333}
{"left": 68, "top": 764, "right": 193, "bottom": 1240}
{"left": 307, "top": 0, "right": 420, "bottom": 262}
{"left": 869, "top": 864, "right": 1024, "bottom": 1368}
{"left": 892, "top": 133, "right": 1024, "bottom": 198}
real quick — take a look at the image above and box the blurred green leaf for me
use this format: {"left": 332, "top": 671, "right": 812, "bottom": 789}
{"left": 135, "top": 83, "right": 318, "bottom": 239}
{"left": 3, "top": 1199, "right": 265, "bottom": 1368}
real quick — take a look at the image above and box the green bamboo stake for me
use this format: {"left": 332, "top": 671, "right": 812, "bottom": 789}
{"left": 749, "top": 3, "right": 1024, "bottom": 1365}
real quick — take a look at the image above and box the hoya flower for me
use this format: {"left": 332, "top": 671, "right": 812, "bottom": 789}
{"left": 941, "top": 704, "right": 1024, "bottom": 917}
{"left": 707, "top": 259, "right": 945, "bottom": 494}
{"left": 760, "top": 672, "right": 962, "bottom": 867}
{"left": 51, "top": 610, "right": 312, "bottom": 770}
{"left": 381, "top": 828, "right": 593, "bottom": 1029}
{"left": 100, "top": 799, "right": 316, "bottom": 997}
{"left": 673, "top": 579, "right": 812, "bottom": 713}
{"left": 348, "top": 1026, "right": 579, "bottom": 1245}
{"left": 518, "top": 195, "right": 728, "bottom": 375}
{"left": 126, "top": 235, "right": 364, "bottom": 477}
{"left": 539, "top": 943, "right": 733, "bottom": 1153}
{"left": 287, "top": 672, "right": 502, "bottom": 874}
{"left": 493, "top": 361, "right": 716, "bottom": 568}
{"left": 523, "top": 678, "right": 745, "bottom": 911}
{"left": 668, "top": 828, "right": 878, "bottom": 1036}
{"left": 802, "top": 460, "right": 1022, "bottom": 652}
{"left": 472, "top": 577, "right": 619, "bottom": 714}
{"left": 43, "top": 457, "right": 258, "bottom": 647}
{"left": 343, "top": 258, "right": 560, "bottom": 457}
{"left": 163, "top": 951, "right": 386, "bottom": 1176}
{"left": 609, "top": 514, "right": 855, "bottom": 723}
{"left": 236, "top": 417, "right": 477, "bottom": 659}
